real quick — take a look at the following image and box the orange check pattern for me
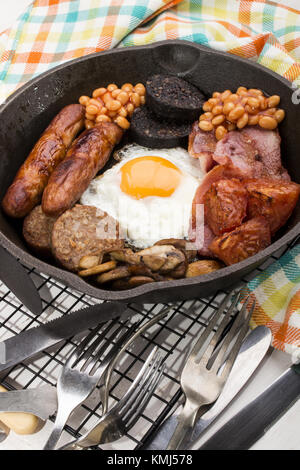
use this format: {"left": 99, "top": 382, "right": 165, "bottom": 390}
{"left": 0, "top": 0, "right": 300, "bottom": 101}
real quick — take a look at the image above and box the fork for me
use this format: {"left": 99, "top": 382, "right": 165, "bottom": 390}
{"left": 43, "top": 317, "right": 138, "bottom": 450}
{"left": 58, "top": 347, "right": 165, "bottom": 450}
{"left": 166, "top": 291, "right": 255, "bottom": 450}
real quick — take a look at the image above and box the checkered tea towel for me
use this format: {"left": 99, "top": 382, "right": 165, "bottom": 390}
{"left": 243, "top": 244, "right": 300, "bottom": 358}
{"left": 0, "top": 0, "right": 300, "bottom": 102}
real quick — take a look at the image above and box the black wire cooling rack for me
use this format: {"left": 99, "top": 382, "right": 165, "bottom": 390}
{"left": 0, "top": 236, "right": 298, "bottom": 450}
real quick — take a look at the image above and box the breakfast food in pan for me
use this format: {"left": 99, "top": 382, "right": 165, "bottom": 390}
{"left": 2, "top": 75, "right": 299, "bottom": 290}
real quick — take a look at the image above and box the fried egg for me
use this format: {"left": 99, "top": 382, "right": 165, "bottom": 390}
{"left": 80, "top": 143, "right": 204, "bottom": 248}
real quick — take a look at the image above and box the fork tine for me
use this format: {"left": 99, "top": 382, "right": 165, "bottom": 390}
{"left": 76, "top": 320, "right": 130, "bottom": 371}
{"left": 219, "top": 299, "right": 256, "bottom": 381}
{"left": 88, "top": 322, "right": 138, "bottom": 376}
{"left": 210, "top": 296, "right": 255, "bottom": 375}
{"left": 118, "top": 353, "right": 162, "bottom": 419}
{"left": 66, "top": 319, "right": 119, "bottom": 368}
{"left": 124, "top": 363, "right": 165, "bottom": 431}
{"left": 199, "top": 291, "right": 241, "bottom": 366}
{"left": 187, "top": 291, "right": 237, "bottom": 363}
{"left": 112, "top": 348, "right": 159, "bottom": 414}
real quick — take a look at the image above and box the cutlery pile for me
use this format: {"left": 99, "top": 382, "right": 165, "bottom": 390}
{"left": 0, "top": 289, "right": 277, "bottom": 450}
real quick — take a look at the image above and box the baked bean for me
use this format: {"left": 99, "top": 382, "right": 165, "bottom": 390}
{"left": 114, "top": 116, "right": 130, "bottom": 129}
{"left": 126, "top": 103, "right": 134, "bottom": 115}
{"left": 92, "top": 87, "right": 107, "bottom": 98}
{"left": 202, "top": 102, "right": 213, "bottom": 112}
{"left": 199, "top": 120, "right": 214, "bottom": 132}
{"left": 229, "top": 94, "right": 239, "bottom": 103}
{"left": 104, "top": 92, "right": 114, "bottom": 104}
{"left": 134, "top": 83, "right": 146, "bottom": 96}
{"left": 108, "top": 110, "right": 118, "bottom": 118}
{"left": 212, "top": 105, "right": 223, "bottom": 115}
{"left": 200, "top": 112, "right": 213, "bottom": 120}
{"left": 107, "top": 83, "right": 118, "bottom": 92}
{"left": 86, "top": 104, "right": 99, "bottom": 115}
{"left": 111, "top": 88, "right": 122, "bottom": 98}
{"left": 258, "top": 115, "right": 277, "bottom": 129}
{"left": 258, "top": 95, "right": 268, "bottom": 110}
{"left": 223, "top": 101, "right": 235, "bottom": 114}
{"left": 215, "top": 125, "right": 227, "bottom": 140}
{"left": 118, "top": 106, "right": 127, "bottom": 117}
{"left": 212, "top": 114, "right": 225, "bottom": 126}
{"left": 121, "top": 83, "right": 134, "bottom": 92}
{"left": 130, "top": 92, "right": 141, "bottom": 107}
{"left": 140, "top": 95, "right": 146, "bottom": 105}
{"left": 274, "top": 109, "right": 285, "bottom": 122}
{"left": 267, "top": 95, "right": 280, "bottom": 108}
{"left": 89, "top": 98, "right": 102, "bottom": 110}
{"left": 106, "top": 100, "right": 122, "bottom": 111}
{"left": 79, "top": 95, "right": 90, "bottom": 106}
{"left": 208, "top": 98, "right": 219, "bottom": 107}
{"left": 236, "top": 112, "right": 249, "bottom": 129}
{"left": 248, "top": 88, "right": 263, "bottom": 96}
{"left": 96, "top": 114, "right": 112, "bottom": 123}
{"left": 212, "top": 91, "right": 221, "bottom": 98}
{"left": 228, "top": 106, "right": 245, "bottom": 121}
{"left": 117, "top": 91, "right": 129, "bottom": 105}
{"left": 248, "top": 114, "right": 259, "bottom": 125}
{"left": 221, "top": 90, "right": 232, "bottom": 100}
{"left": 100, "top": 106, "right": 108, "bottom": 115}
{"left": 247, "top": 97, "right": 260, "bottom": 108}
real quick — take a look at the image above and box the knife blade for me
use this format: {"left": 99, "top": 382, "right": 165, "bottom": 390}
{"left": 142, "top": 326, "right": 272, "bottom": 450}
{"left": 198, "top": 362, "right": 300, "bottom": 450}
{"left": 0, "top": 385, "right": 57, "bottom": 420}
{"left": 0, "top": 245, "right": 42, "bottom": 315}
{"left": 0, "top": 301, "right": 127, "bottom": 372}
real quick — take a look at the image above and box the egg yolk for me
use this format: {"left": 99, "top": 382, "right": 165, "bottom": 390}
{"left": 120, "top": 156, "right": 182, "bottom": 199}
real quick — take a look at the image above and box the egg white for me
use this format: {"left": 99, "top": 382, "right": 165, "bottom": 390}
{"left": 80, "top": 144, "right": 204, "bottom": 248}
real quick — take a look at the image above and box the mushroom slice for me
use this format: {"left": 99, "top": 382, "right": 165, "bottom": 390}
{"left": 78, "top": 260, "right": 117, "bottom": 277}
{"left": 109, "top": 249, "right": 141, "bottom": 264}
{"left": 185, "top": 260, "right": 222, "bottom": 278}
{"left": 138, "top": 245, "right": 184, "bottom": 273}
{"left": 154, "top": 238, "right": 197, "bottom": 261}
{"left": 96, "top": 266, "right": 130, "bottom": 284}
{"left": 78, "top": 255, "right": 102, "bottom": 270}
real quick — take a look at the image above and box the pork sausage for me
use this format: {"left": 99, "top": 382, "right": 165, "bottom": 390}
{"left": 2, "top": 104, "right": 85, "bottom": 218}
{"left": 42, "top": 122, "right": 123, "bottom": 217}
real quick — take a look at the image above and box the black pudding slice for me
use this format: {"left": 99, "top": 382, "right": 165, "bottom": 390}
{"left": 130, "top": 106, "right": 192, "bottom": 149}
{"left": 146, "top": 74, "right": 206, "bottom": 122}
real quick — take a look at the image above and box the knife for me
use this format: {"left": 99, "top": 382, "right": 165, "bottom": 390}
{"left": 142, "top": 326, "right": 272, "bottom": 450}
{"left": 0, "top": 301, "right": 127, "bottom": 372}
{"left": 0, "top": 245, "right": 42, "bottom": 315}
{"left": 0, "top": 385, "right": 57, "bottom": 420}
{"left": 198, "top": 361, "right": 300, "bottom": 450}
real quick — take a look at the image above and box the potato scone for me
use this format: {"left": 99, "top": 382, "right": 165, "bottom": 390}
{"left": 51, "top": 205, "right": 124, "bottom": 271}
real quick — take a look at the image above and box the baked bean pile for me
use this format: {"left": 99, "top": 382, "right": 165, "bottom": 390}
{"left": 199, "top": 87, "right": 285, "bottom": 140}
{"left": 79, "top": 82, "right": 146, "bottom": 130}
